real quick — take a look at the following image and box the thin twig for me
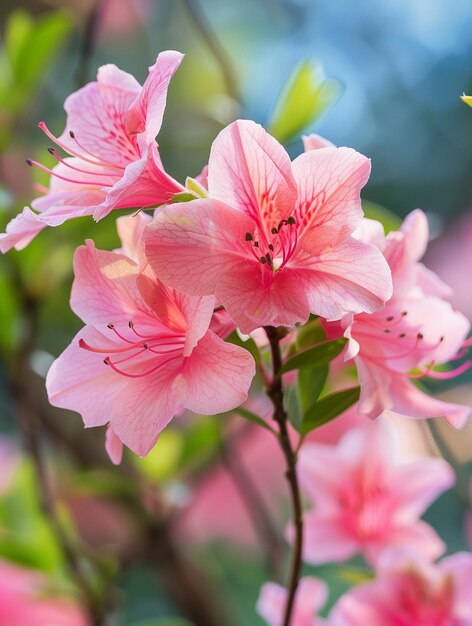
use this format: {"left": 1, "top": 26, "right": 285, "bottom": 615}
{"left": 182, "top": 0, "right": 240, "bottom": 103}
{"left": 264, "top": 326, "right": 304, "bottom": 626}
{"left": 8, "top": 291, "right": 105, "bottom": 625}
{"left": 76, "top": 0, "right": 103, "bottom": 87}
{"left": 220, "top": 434, "right": 284, "bottom": 579}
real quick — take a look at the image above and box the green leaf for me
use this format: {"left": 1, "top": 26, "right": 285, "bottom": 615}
{"left": 280, "top": 338, "right": 347, "bottom": 374}
{"left": 285, "top": 384, "right": 302, "bottom": 431}
{"left": 300, "top": 387, "right": 360, "bottom": 436}
{"left": 297, "top": 365, "right": 328, "bottom": 414}
{"left": 234, "top": 408, "right": 277, "bottom": 435}
{"left": 268, "top": 60, "right": 340, "bottom": 144}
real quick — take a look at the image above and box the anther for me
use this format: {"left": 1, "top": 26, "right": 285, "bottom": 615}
{"left": 260, "top": 256, "right": 267, "bottom": 264}
{"left": 69, "top": 131, "right": 75, "bottom": 139}
{"left": 265, "top": 253, "right": 271, "bottom": 264}
{"left": 143, "top": 342, "right": 148, "bottom": 349}
{"left": 399, "top": 333, "right": 406, "bottom": 338}
{"left": 440, "top": 336, "right": 445, "bottom": 342}
{"left": 107, "top": 323, "right": 114, "bottom": 329}
{"left": 386, "top": 316, "right": 394, "bottom": 321}
{"left": 401, "top": 311, "right": 408, "bottom": 316}
{"left": 384, "top": 329, "right": 391, "bottom": 333}
{"left": 254, "top": 242, "right": 259, "bottom": 248}
{"left": 128, "top": 321, "right": 134, "bottom": 328}
{"left": 26, "top": 159, "right": 33, "bottom": 166}
{"left": 47, "top": 147, "right": 55, "bottom": 155}
{"left": 287, "top": 216, "right": 296, "bottom": 225}
{"left": 103, "top": 358, "right": 109, "bottom": 365}
{"left": 268, "top": 244, "right": 274, "bottom": 251}
{"left": 417, "top": 333, "right": 423, "bottom": 339}
{"left": 245, "top": 232, "right": 253, "bottom": 241}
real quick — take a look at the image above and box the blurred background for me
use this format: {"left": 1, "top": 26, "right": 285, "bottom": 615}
{"left": 1, "top": 1, "right": 472, "bottom": 625}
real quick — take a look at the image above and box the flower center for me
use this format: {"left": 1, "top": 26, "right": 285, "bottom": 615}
{"left": 79, "top": 320, "right": 186, "bottom": 378}
{"left": 245, "top": 216, "right": 298, "bottom": 272}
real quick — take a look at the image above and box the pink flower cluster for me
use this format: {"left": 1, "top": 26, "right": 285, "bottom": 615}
{"left": 1, "top": 49, "right": 470, "bottom": 461}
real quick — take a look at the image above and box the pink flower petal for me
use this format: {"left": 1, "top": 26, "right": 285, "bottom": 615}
{"left": 71, "top": 240, "right": 143, "bottom": 326}
{"left": 295, "top": 236, "right": 393, "bottom": 320}
{"left": 125, "top": 50, "right": 184, "bottom": 143}
{"left": 292, "top": 146, "right": 371, "bottom": 245}
{"left": 0, "top": 208, "right": 47, "bottom": 252}
{"left": 182, "top": 331, "right": 255, "bottom": 414}
{"left": 208, "top": 119, "right": 297, "bottom": 233}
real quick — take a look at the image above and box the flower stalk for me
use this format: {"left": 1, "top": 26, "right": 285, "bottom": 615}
{"left": 265, "top": 326, "right": 304, "bottom": 626}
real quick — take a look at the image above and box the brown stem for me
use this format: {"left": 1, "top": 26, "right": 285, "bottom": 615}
{"left": 182, "top": 0, "right": 240, "bottom": 103}
{"left": 220, "top": 435, "right": 284, "bottom": 579}
{"left": 264, "top": 326, "right": 304, "bottom": 626}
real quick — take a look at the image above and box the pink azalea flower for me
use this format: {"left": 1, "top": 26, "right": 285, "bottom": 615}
{"left": 46, "top": 234, "right": 255, "bottom": 458}
{"left": 329, "top": 548, "right": 472, "bottom": 626}
{"left": 144, "top": 120, "right": 392, "bottom": 333}
{"left": 0, "top": 51, "right": 185, "bottom": 253}
{"left": 345, "top": 209, "right": 471, "bottom": 427}
{"left": 257, "top": 577, "right": 328, "bottom": 626}
{"left": 0, "top": 560, "right": 89, "bottom": 626}
{"left": 291, "top": 420, "right": 454, "bottom": 566}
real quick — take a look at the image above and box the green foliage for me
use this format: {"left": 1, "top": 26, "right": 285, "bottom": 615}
{"left": 295, "top": 318, "right": 328, "bottom": 413}
{"left": 300, "top": 387, "right": 360, "bottom": 436}
{"left": 280, "top": 338, "right": 347, "bottom": 374}
{"left": 233, "top": 407, "right": 277, "bottom": 435}
{"left": 268, "top": 60, "right": 340, "bottom": 144}
{"left": 0, "top": 460, "right": 64, "bottom": 572}
{"left": 0, "top": 9, "right": 72, "bottom": 148}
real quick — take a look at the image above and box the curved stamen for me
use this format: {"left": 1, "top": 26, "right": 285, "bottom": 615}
{"left": 68, "top": 130, "right": 126, "bottom": 170}
{"left": 79, "top": 338, "right": 139, "bottom": 354}
{"left": 47, "top": 148, "right": 118, "bottom": 178}
{"left": 104, "top": 354, "right": 180, "bottom": 378}
{"left": 26, "top": 159, "right": 113, "bottom": 188}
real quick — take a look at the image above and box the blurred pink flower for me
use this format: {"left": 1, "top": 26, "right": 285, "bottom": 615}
{"left": 178, "top": 404, "right": 363, "bottom": 548}
{"left": 145, "top": 119, "right": 392, "bottom": 333}
{"left": 291, "top": 420, "right": 454, "bottom": 566}
{"left": 344, "top": 209, "right": 471, "bottom": 427}
{"left": 0, "top": 560, "right": 89, "bottom": 626}
{"left": 257, "top": 577, "right": 328, "bottom": 626}
{"left": 426, "top": 210, "right": 472, "bottom": 322}
{"left": 0, "top": 51, "right": 185, "bottom": 253}
{"left": 329, "top": 548, "right": 472, "bottom": 626}
{"left": 46, "top": 237, "right": 255, "bottom": 458}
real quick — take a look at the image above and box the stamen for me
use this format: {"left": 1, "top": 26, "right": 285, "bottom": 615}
{"left": 47, "top": 148, "right": 117, "bottom": 178}
{"left": 26, "top": 158, "right": 113, "bottom": 187}
{"left": 104, "top": 354, "right": 180, "bottom": 378}
{"left": 79, "top": 338, "right": 138, "bottom": 354}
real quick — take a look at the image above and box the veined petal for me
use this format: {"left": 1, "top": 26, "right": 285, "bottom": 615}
{"left": 295, "top": 236, "right": 393, "bottom": 320}
{"left": 292, "top": 147, "right": 371, "bottom": 245}
{"left": 93, "top": 142, "right": 184, "bottom": 221}
{"left": 183, "top": 331, "right": 255, "bottom": 414}
{"left": 59, "top": 74, "right": 139, "bottom": 168}
{"left": 71, "top": 240, "right": 145, "bottom": 325}
{"left": 145, "top": 198, "right": 255, "bottom": 296}
{"left": 125, "top": 50, "right": 184, "bottom": 143}
{"left": 208, "top": 120, "right": 297, "bottom": 236}
{"left": 0, "top": 208, "right": 47, "bottom": 253}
